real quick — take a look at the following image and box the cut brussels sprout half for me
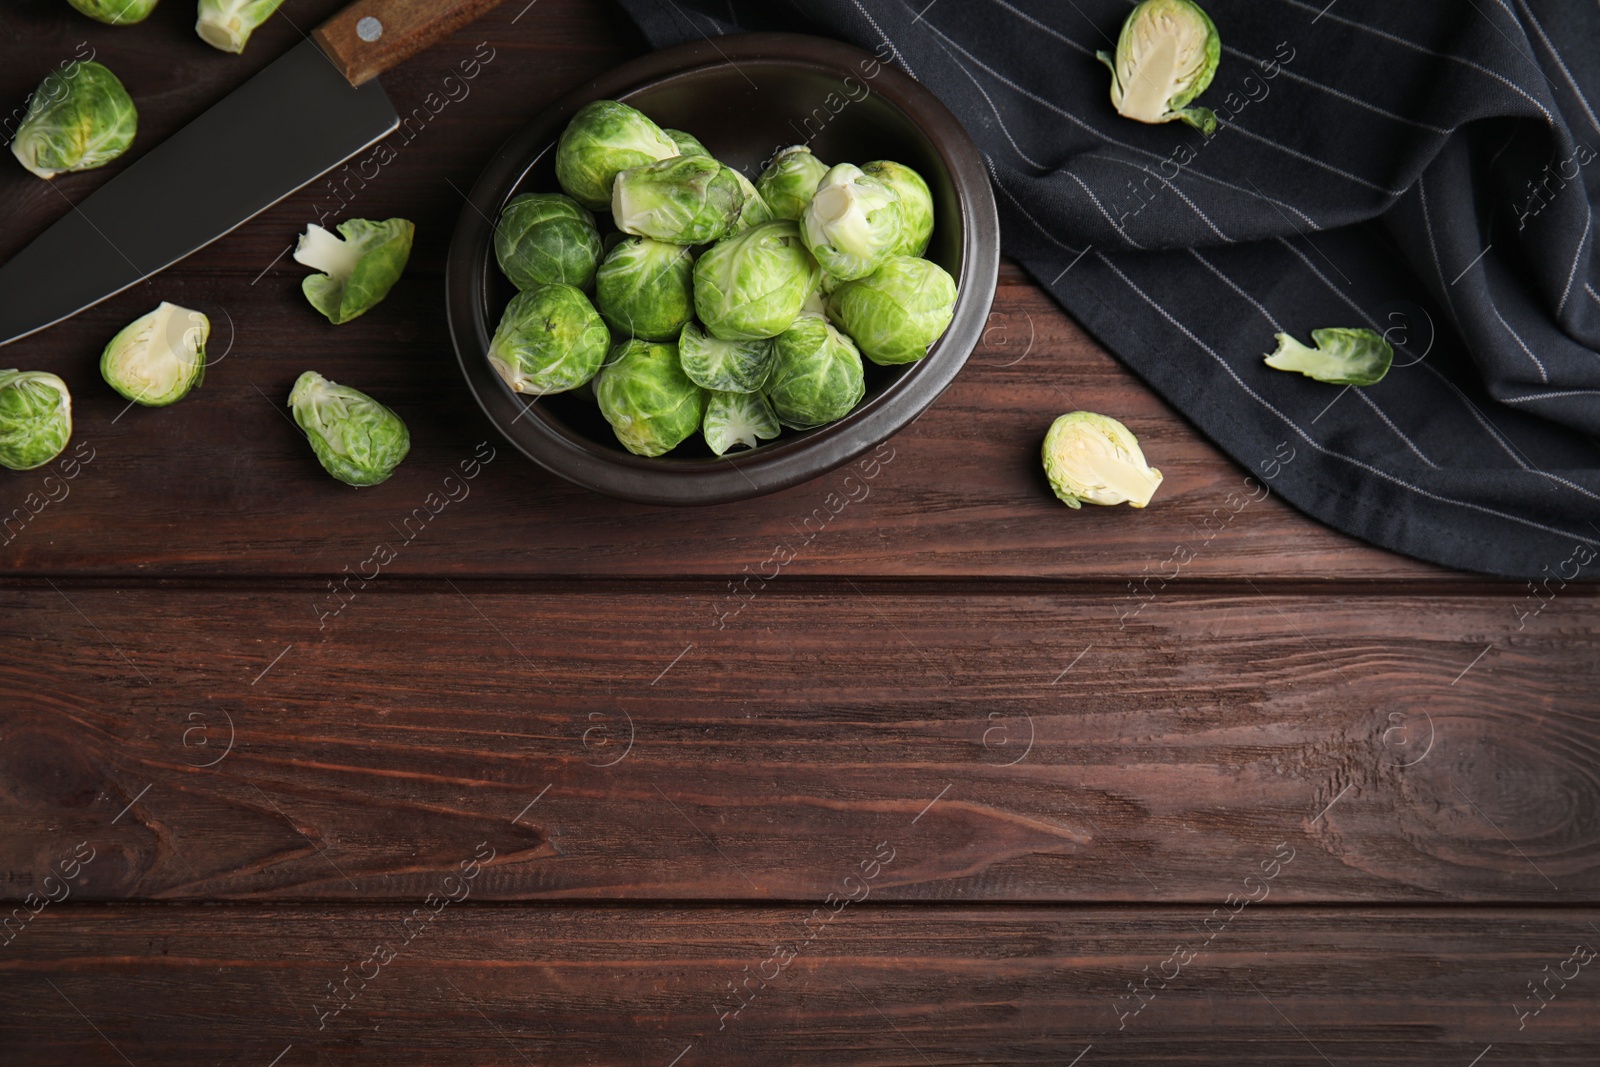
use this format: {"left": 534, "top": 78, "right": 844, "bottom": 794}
{"left": 489, "top": 284, "right": 611, "bottom": 396}
{"left": 494, "top": 192, "right": 603, "bottom": 291}
{"left": 1042, "top": 411, "right": 1163, "bottom": 509}
{"left": 766, "top": 313, "right": 866, "bottom": 430}
{"left": 1096, "top": 0, "right": 1221, "bottom": 135}
{"left": 68, "top": 0, "right": 159, "bottom": 24}
{"left": 827, "top": 256, "right": 957, "bottom": 366}
{"left": 293, "top": 218, "right": 414, "bottom": 325}
{"left": 555, "top": 100, "right": 679, "bottom": 211}
{"left": 704, "top": 390, "right": 780, "bottom": 455}
{"left": 862, "top": 160, "right": 934, "bottom": 258}
{"left": 756, "top": 145, "right": 829, "bottom": 222}
{"left": 100, "top": 302, "right": 208, "bottom": 407}
{"left": 196, "top": 0, "right": 286, "bottom": 53}
{"left": 612, "top": 155, "right": 744, "bottom": 245}
{"left": 11, "top": 61, "right": 137, "bottom": 179}
{"left": 1264, "top": 328, "right": 1393, "bottom": 386}
{"left": 678, "top": 322, "right": 773, "bottom": 393}
{"left": 801, "top": 163, "right": 905, "bottom": 281}
{"left": 595, "top": 236, "right": 694, "bottom": 341}
{"left": 0, "top": 370, "right": 72, "bottom": 471}
{"left": 288, "top": 371, "right": 410, "bottom": 487}
{"left": 595, "top": 339, "right": 706, "bottom": 457}
{"left": 664, "top": 128, "right": 710, "bottom": 157}
{"left": 694, "top": 219, "right": 820, "bottom": 341}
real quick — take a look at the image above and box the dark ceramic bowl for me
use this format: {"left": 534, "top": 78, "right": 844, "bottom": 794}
{"left": 446, "top": 32, "right": 999, "bottom": 505}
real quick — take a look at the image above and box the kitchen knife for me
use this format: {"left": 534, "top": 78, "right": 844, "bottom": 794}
{"left": 0, "top": 0, "right": 508, "bottom": 347}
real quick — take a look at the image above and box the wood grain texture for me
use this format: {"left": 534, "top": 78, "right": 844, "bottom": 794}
{"left": 2, "top": 587, "right": 1593, "bottom": 902}
{"left": 314, "top": 0, "right": 514, "bottom": 86}
{"left": 4, "top": 906, "right": 1598, "bottom": 1064}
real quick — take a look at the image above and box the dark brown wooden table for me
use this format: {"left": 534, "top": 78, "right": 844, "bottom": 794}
{"left": 3, "top": 2, "right": 1597, "bottom": 1063}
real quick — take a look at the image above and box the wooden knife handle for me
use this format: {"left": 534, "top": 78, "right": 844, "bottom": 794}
{"left": 314, "top": 0, "right": 511, "bottom": 86}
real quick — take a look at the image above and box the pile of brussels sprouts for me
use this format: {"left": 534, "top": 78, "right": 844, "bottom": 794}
{"left": 487, "top": 99, "right": 959, "bottom": 458}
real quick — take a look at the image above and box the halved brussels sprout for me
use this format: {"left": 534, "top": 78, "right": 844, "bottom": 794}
{"left": 0, "top": 370, "right": 72, "bottom": 471}
{"left": 664, "top": 128, "right": 710, "bottom": 157}
{"left": 293, "top": 218, "right": 414, "bottom": 325}
{"left": 1264, "top": 328, "right": 1393, "bottom": 386}
{"left": 1096, "top": 0, "right": 1220, "bottom": 135}
{"left": 694, "top": 219, "right": 820, "bottom": 342}
{"left": 11, "top": 61, "right": 136, "bottom": 180}
{"left": 1042, "top": 411, "right": 1163, "bottom": 509}
{"left": 800, "top": 163, "right": 904, "bottom": 281}
{"left": 756, "top": 145, "right": 829, "bottom": 222}
{"left": 595, "top": 339, "right": 706, "bottom": 457}
{"left": 827, "top": 256, "right": 957, "bottom": 366}
{"left": 612, "top": 155, "right": 744, "bottom": 245}
{"left": 595, "top": 236, "right": 694, "bottom": 341}
{"left": 704, "top": 389, "right": 780, "bottom": 455}
{"left": 862, "top": 160, "right": 934, "bottom": 258}
{"left": 555, "top": 100, "right": 679, "bottom": 211}
{"left": 196, "top": 0, "right": 286, "bottom": 53}
{"left": 728, "top": 167, "right": 774, "bottom": 233}
{"left": 288, "top": 371, "right": 409, "bottom": 487}
{"left": 494, "top": 192, "right": 603, "bottom": 291}
{"left": 678, "top": 321, "right": 773, "bottom": 393}
{"left": 489, "top": 284, "right": 611, "bottom": 395}
{"left": 101, "top": 302, "right": 208, "bottom": 407}
{"left": 68, "top": 0, "right": 159, "bottom": 24}
{"left": 765, "top": 313, "right": 866, "bottom": 430}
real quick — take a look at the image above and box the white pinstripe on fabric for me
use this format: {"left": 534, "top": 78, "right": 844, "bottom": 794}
{"left": 1104, "top": 157, "right": 1234, "bottom": 242}
{"left": 1504, "top": 389, "right": 1600, "bottom": 403}
{"left": 1490, "top": 302, "right": 1551, "bottom": 383}
{"left": 1555, "top": 213, "right": 1591, "bottom": 317}
{"left": 922, "top": 28, "right": 1050, "bottom": 169}
{"left": 984, "top": 154, "right": 1089, "bottom": 258}
{"left": 1221, "top": 44, "right": 1454, "bottom": 135}
{"left": 1218, "top": 117, "right": 1407, "bottom": 196}
{"left": 1516, "top": 0, "right": 1600, "bottom": 135}
{"left": 851, "top": 0, "right": 919, "bottom": 81}
{"left": 1068, "top": 171, "right": 1144, "bottom": 247}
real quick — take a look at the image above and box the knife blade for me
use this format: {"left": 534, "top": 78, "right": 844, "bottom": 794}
{"left": 0, "top": 0, "right": 509, "bottom": 347}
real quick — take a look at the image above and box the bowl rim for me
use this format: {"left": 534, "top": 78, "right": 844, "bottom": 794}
{"left": 446, "top": 31, "right": 999, "bottom": 506}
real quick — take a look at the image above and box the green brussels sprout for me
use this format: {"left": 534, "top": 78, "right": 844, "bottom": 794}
{"left": 694, "top": 219, "right": 820, "bottom": 342}
{"left": 100, "top": 301, "right": 208, "bottom": 407}
{"left": 728, "top": 167, "right": 774, "bottom": 233}
{"left": 1264, "top": 328, "right": 1393, "bottom": 386}
{"left": 11, "top": 61, "right": 136, "bottom": 180}
{"left": 678, "top": 321, "right": 773, "bottom": 394}
{"left": 612, "top": 155, "right": 744, "bottom": 245}
{"left": 594, "top": 236, "right": 694, "bottom": 341}
{"left": 488, "top": 284, "right": 611, "bottom": 396}
{"left": 862, "top": 160, "right": 934, "bottom": 258}
{"left": 1096, "top": 0, "right": 1220, "bottom": 135}
{"left": 664, "top": 128, "right": 710, "bottom": 157}
{"left": 293, "top": 217, "right": 414, "bottom": 325}
{"left": 765, "top": 313, "right": 866, "bottom": 430}
{"left": 0, "top": 370, "right": 72, "bottom": 471}
{"left": 800, "top": 163, "right": 904, "bottom": 281}
{"left": 68, "top": 0, "right": 159, "bottom": 24}
{"left": 756, "top": 145, "right": 829, "bottom": 222}
{"left": 1042, "top": 411, "right": 1163, "bottom": 509}
{"left": 494, "top": 192, "right": 603, "bottom": 291}
{"left": 595, "top": 339, "right": 706, "bottom": 457}
{"left": 704, "top": 389, "right": 780, "bottom": 456}
{"left": 827, "top": 256, "right": 957, "bottom": 366}
{"left": 288, "top": 371, "right": 410, "bottom": 487}
{"left": 196, "top": 0, "right": 286, "bottom": 53}
{"left": 555, "top": 100, "right": 679, "bottom": 211}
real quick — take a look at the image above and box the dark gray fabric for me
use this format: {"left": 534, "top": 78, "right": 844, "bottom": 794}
{"left": 617, "top": 0, "right": 1600, "bottom": 578}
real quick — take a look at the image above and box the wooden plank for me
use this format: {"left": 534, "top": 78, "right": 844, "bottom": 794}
{"left": 2, "top": 587, "right": 1592, "bottom": 902}
{"left": 3, "top": 905, "right": 1597, "bottom": 1063}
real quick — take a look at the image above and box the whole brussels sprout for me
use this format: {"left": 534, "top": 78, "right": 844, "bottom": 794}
{"left": 494, "top": 193, "right": 603, "bottom": 291}
{"left": 694, "top": 219, "right": 820, "bottom": 342}
{"left": 555, "top": 100, "right": 679, "bottom": 211}
{"left": 704, "top": 389, "right": 780, "bottom": 456}
{"left": 196, "top": 0, "right": 286, "bottom": 53}
{"left": 678, "top": 321, "right": 773, "bottom": 394}
{"left": 801, "top": 163, "right": 904, "bottom": 281}
{"left": 728, "top": 167, "right": 774, "bottom": 234}
{"left": 612, "top": 155, "right": 744, "bottom": 245}
{"left": 828, "top": 256, "right": 957, "bottom": 366}
{"left": 11, "top": 61, "right": 137, "bottom": 180}
{"left": 765, "top": 313, "right": 866, "bottom": 430}
{"left": 0, "top": 370, "right": 72, "bottom": 471}
{"left": 288, "top": 371, "right": 410, "bottom": 487}
{"left": 101, "top": 301, "right": 208, "bottom": 407}
{"left": 756, "top": 145, "right": 829, "bottom": 222}
{"left": 68, "top": 0, "right": 159, "bottom": 24}
{"left": 595, "top": 339, "right": 706, "bottom": 457}
{"left": 664, "top": 128, "right": 710, "bottom": 157}
{"left": 293, "top": 218, "right": 414, "bottom": 325}
{"left": 862, "top": 160, "right": 934, "bottom": 258}
{"left": 595, "top": 236, "right": 694, "bottom": 341}
{"left": 1042, "top": 411, "right": 1163, "bottom": 509}
{"left": 488, "top": 284, "right": 611, "bottom": 396}
{"left": 1096, "top": 0, "right": 1220, "bottom": 135}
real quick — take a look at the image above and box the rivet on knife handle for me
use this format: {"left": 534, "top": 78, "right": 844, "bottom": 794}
{"left": 313, "top": 0, "right": 512, "bottom": 87}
